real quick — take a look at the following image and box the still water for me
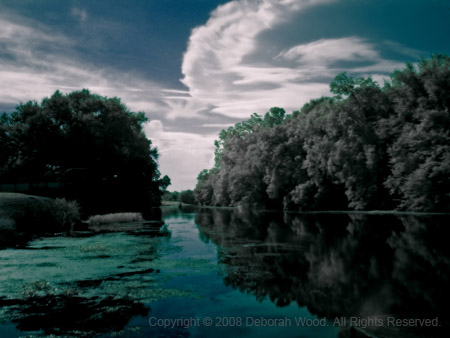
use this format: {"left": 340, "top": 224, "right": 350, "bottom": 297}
{"left": 0, "top": 206, "right": 449, "bottom": 337}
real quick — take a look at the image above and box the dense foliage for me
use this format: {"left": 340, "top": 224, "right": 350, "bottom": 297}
{"left": 180, "top": 190, "right": 196, "bottom": 204}
{"left": 195, "top": 55, "right": 450, "bottom": 211}
{"left": 163, "top": 190, "right": 196, "bottom": 204}
{"left": 0, "top": 89, "right": 170, "bottom": 216}
{"left": 163, "top": 190, "right": 181, "bottom": 202}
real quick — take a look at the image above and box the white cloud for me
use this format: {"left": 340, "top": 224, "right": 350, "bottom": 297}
{"left": 276, "top": 37, "right": 379, "bottom": 65}
{"left": 276, "top": 37, "right": 407, "bottom": 75}
{"left": 202, "top": 123, "right": 234, "bottom": 128}
{"left": 177, "top": 0, "right": 343, "bottom": 120}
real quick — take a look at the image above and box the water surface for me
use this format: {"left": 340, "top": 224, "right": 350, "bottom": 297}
{"left": 0, "top": 207, "right": 449, "bottom": 337}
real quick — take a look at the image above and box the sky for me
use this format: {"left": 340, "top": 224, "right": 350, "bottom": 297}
{"left": 1, "top": 0, "right": 449, "bottom": 191}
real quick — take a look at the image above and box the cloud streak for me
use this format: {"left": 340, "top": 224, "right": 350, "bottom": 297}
{"left": 276, "top": 37, "right": 379, "bottom": 65}
{"left": 71, "top": 7, "right": 88, "bottom": 23}
{"left": 0, "top": 13, "right": 168, "bottom": 114}
{"left": 177, "top": 1, "right": 409, "bottom": 122}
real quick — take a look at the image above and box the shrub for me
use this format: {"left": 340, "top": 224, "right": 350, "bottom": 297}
{"left": 52, "top": 198, "right": 81, "bottom": 231}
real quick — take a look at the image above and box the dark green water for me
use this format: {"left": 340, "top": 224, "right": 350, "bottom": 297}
{"left": 0, "top": 207, "right": 449, "bottom": 337}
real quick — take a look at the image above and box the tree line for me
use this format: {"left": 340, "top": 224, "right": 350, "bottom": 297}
{"left": 0, "top": 89, "right": 170, "bottom": 216}
{"left": 163, "top": 190, "right": 196, "bottom": 204}
{"left": 195, "top": 55, "right": 450, "bottom": 212}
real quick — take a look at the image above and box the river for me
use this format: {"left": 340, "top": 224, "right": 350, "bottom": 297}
{"left": 0, "top": 206, "right": 449, "bottom": 337}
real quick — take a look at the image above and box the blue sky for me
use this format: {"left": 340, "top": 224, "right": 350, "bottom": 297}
{"left": 1, "top": 0, "right": 449, "bottom": 190}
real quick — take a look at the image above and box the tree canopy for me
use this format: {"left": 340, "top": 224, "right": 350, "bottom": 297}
{"left": 195, "top": 54, "right": 450, "bottom": 212}
{"left": 0, "top": 89, "right": 170, "bottom": 216}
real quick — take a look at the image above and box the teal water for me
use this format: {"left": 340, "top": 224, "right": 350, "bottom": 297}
{"left": 0, "top": 207, "right": 449, "bottom": 337}
{"left": 123, "top": 209, "right": 339, "bottom": 338}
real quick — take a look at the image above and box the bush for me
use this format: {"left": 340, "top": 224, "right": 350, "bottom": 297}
{"left": 52, "top": 198, "right": 81, "bottom": 231}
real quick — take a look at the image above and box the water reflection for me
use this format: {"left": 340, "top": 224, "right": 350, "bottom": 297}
{"left": 195, "top": 209, "right": 450, "bottom": 337}
{"left": 1, "top": 207, "right": 449, "bottom": 337}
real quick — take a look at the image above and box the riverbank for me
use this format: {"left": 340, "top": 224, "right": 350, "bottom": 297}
{"left": 0, "top": 193, "right": 166, "bottom": 249}
{"left": 0, "top": 193, "right": 62, "bottom": 248}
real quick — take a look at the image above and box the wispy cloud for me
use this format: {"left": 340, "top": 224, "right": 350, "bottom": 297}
{"left": 0, "top": 13, "right": 168, "bottom": 113}
{"left": 275, "top": 36, "right": 407, "bottom": 78}
{"left": 71, "top": 7, "right": 88, "bottom": 23}
{"left": 177, "top": 0, "right": 377, "bottom": 121}
{"left": 177, "top": 1, "right": 410, "bottom": 122}
{"left": 178, "top": 0, "right": 336, "bottom": 119}
{"left": 276, "top": 37, "right": 379, "bottom": 65}
{"left": 382, "top": 40, "right": 424, "bottom": 59}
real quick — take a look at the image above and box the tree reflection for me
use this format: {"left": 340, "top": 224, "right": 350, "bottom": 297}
{"left": 195, "top": 209, "right": 450, "bottom": 336}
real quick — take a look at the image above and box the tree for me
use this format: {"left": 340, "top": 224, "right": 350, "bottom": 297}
{"left": 212, "top": 108, "right": 286, "bottom": 170}
{"left": 195, "top": 169, "right": 215, "bottom": 205}
{"left": 330, "top": 72, "right": 379, "bottom": 100}
{"left": 0, "top": 89, "right": 169, "bottom": 216}
{"left": 180, "top": 190, "right": 196, "bottom": 204}
{"left": 384, "top": 54, "right": 450, "bottom": 211}
{"left": 163, "top": 190, "right": 180, "bottom": 202}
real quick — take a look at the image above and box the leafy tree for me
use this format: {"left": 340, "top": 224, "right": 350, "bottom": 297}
{"left": 384, "top": 54, "right": 450, "bottom": 211}
{"left": 294, "top": 98, "right": 347, "bottom": 209}
{"left": 180, "top": 190, "right": 196, "bottom": 204}
{"left": 330, "top": 72, "right": 379, "bottom": 100}
{"left": 163, "top": 190, "right": 180, "bottom": 202}
{"left": 159, "top": 175, "right": 171, "bottom": 192}
{"left": 0, "top": 89, "right": 169, "bottom": 216}
{"left": 213, "top": 108, "right": 286, "bottom": 169}
{"left": 195, "top": 169, "right": 215, "bottom": 205}
{"left": 324, "top": 86, "right": 393, "bottom": 209}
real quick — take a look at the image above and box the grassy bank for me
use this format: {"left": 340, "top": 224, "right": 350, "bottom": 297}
{"left": 0, "top": 193, "right": 80, "bottom": 248}
{"left": 0, "top": 193, "right": 166, "bottom": 248}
